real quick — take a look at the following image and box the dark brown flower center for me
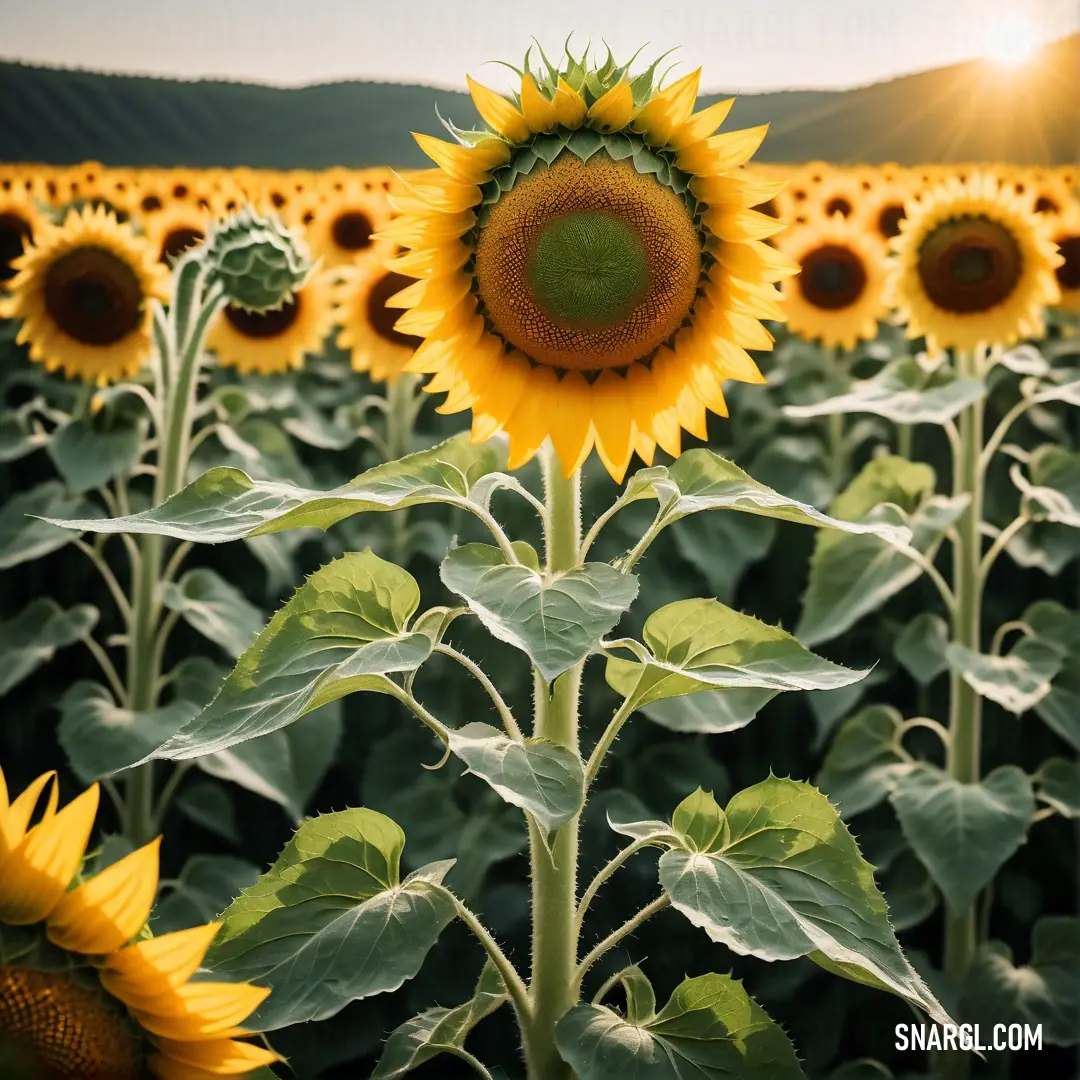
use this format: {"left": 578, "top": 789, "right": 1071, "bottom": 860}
{"left": 367, "top": 271, "right": 423, "bottom": 348}
{"left": 139, "top": 195, "right": 161, "bottom": 213}
{"left": 224, "top": 295, "right": 302, "bottom": 339}
{"left": 0, "top": 966, "right": 143, "bottom": 1080}
{"left": 877, "top": 204, "right": 906, "bottom": 239}
{"left": 332, "top": 211, "right": 374, "bottom": 252}
{"left": 0, "top": 212, "right": 33, "bottom": 283}
{"left": 44, "top": 247, "right": 143, "bottom": 345}
{"left": 917, "top": 215, "right": 1022, "bottom": 313}
{"left": 1055, "top": 235, "right": 1080, "bottom": 291}
{"left": 1034, "top": 196, "right": 1059, "bottom": 214}
{"left": 825, "top": 196, "right": 853, "bottom": 217}
{"left": 159, "top": 227, "right": 204, "bottom": 263}
{"left": 474, "top": 151, "right": 700, "bottom": 372}
{"left": 797, "top": 244, "right": 867, "bottom": 309}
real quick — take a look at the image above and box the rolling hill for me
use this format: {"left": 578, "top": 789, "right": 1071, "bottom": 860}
{"left": 0, "top": 33, "right": 1076, "bottom": 167}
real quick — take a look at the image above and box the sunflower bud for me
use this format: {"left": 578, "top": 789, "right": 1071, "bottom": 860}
{"left": 203, "top": 207, "right": 313, "bottom": 312}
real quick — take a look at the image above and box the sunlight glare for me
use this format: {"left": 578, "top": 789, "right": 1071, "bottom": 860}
{"left": 981, "top": 14, "right": 1041, "bottom": 66}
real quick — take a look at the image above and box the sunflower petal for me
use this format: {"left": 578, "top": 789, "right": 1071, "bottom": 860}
{"left": 552, "top": 78, "right": 587, "bottom": 129}
{"left": 505, "top": 366, "right": 558, "bottom": 470}
{"left": 667, "top": 98, "right": 735, "bottom": 151}
{"left": 412, "top": 133, "right": 510, "bottom": 184}
{"left": 592, "top": 369, "right": 635, "bottom": 484}
{"left": 47, "top": 836, "right": 161, "bottom": 954}
{"left": 101, "top": 922, "right": 223, "bottom": 1006}
{"left": 587, "top": 81, "right": 635, "bottom": 133}
{"left": 677, "top": 125, "right": 770, "bottom": 175}
{"left": 149, "top": 1036, "right": 282, "bottom": 1079}
{"left": 0, "top": 771, "right": 57, "bottom": 858}
{"left": 520, "top": 74, "right": 559, "bottom": 133}
{"left": 634, "top": 69, "right": 701, "bottom": 146}
{"left": 546, "top": 372, "right": 595, "bottom": 478}
{"left": 129, "top": 982, "right": 271, "bottom": 1042}
{"left": 467, "top": 76, "right": 531, "bottom": 143}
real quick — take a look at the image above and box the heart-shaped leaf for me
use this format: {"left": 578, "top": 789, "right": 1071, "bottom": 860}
{"left": 371, "top": 962, "right": 507, "bottom": 1079}
{"left": 893, "top": 613, "right": 951, "bottom": 686}
{"left": 604, "top": 598, "right": 866, "bottom": 712}
{"left": 659, "top": 777, "right": 950, "bottom": 1024}
{"left": 639, "top": 688, "right": 778, "bottom": 734}
{"left": 39, "top": 432, "right": 506, "bottom": 541}
{"left": 889, "top": 764, "right": 1034, "bottom": 914}
{"left": 555, "top": 972, "right": 806, "bottom": 1080}
{"left": 162, "top": 568, "right": 266, "bottom": 659}
{"left": 48, "top": 414, "right": 143, "bottom": 493}
{"left": 445, "top": 722, "right": 584, "bottom": 835}
{"left": 1034, "top": 758, "right": 1080, "bottom": 818}
{"left": 208, "top": 808, "right": 456, "bottom": 1030}
{"left": 945, "top": 637, "right": 1065, "bottom": 715}
{"left": 0, "top": 598, "right": 98, "bottom": 698}
{"left": 148, "top": 550, "right": 431, "bottom": 761}
{"left": 0, "top": 481, "right": 99, "bottom": 569}
{"left": 440, "top": 543, "right": 638, "bottom": 683}
{"left": 784, "top": 354, "right": 986, "bottom": 425}
{"left": 1014, "top": 446, "right": 1080, "bottom": 528}
{"left": 816, "top": 706, "right": 913, "bottom": 818}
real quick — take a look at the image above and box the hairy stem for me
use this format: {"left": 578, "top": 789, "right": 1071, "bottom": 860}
{"left": 385, "top": 372, "right": 421, "bottom": 567}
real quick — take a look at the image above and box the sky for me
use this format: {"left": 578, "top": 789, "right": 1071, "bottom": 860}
{"left": 0, "top": 0, "right": 1077, "bottom": 94}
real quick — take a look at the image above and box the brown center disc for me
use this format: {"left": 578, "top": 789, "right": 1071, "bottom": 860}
{"left": 0, "top": 212, "right": 32, "bottom": 282}
{"left": 1055, "top": 234, "right": 1080, "bottom": 291}
{"left": 825, "top": 196, "right": 853, "bottom": 217}
{"left": 366, "top": 271, "right": 423, "bottom": 348}
{"left": 332, "top": 211, "right": 374, "bottom": 252}
{"left": 0, "top": 966, "right": 143, "bottom": 1080}
{"left": 877, "top": 204, "right": 906, "bottom": 239}
{"left": 797, "top": 243, "right": 867, "bottom": 310}
{"left": 159, "top": 227, "right": 204, "bottom": 263}
{"left": 917, "top": 215, "right": 1022, "bottom": 314}
{"left": 224, "top": 294, "right": 302, "bottom": 338}
{"left": 474, "top": 151, "right": 701, "bottom": 372}
{"left": 44, "top": 247, "right": 143, "bottom": 345}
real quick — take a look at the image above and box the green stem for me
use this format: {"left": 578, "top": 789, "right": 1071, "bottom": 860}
{"left": 827, "top": 411, "right": 847, "bottom": 491}
{"left": 897, "top": 422, "right": 913, "bottom": 459}
{"left": 384, "top": 372, "right": 421, "bottom": 567}
{"left": 941, "top": 347, "right": 985, "bottom": 1080}
{"left": 523, "top": 444, "right": 582, "bottom": 1080}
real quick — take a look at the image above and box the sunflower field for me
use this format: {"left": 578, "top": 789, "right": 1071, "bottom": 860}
{"left": 0, "top": 41, "right": 1078, "bottom": 1080}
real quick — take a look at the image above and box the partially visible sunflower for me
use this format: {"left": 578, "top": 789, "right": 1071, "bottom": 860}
{"left": 380, "top": 45, "right": 796, "bottom": 480}
{"left": 0, "top": 188, "right": 47, "bottom": 286}
{"left": 1049, "top": 206, "right": 1080, "bottom": 312}
{"left": 0, "top": 205, "right": 169, "bottom": 384}
{"left": 142, "top": 202, "right": 215, "bottom": 265}
{"left": 813, "top": 169, "right": 862, "bottom": 221}
{"left": 859, "top": 175, "right": 919, "bottom": 244}
{"left": 305, "top": 179, "right": 394, "bottom": 267}
{"left": 0, "top": 763, "right": 279, "bottom": 1080}
{"left": 334, "top": 242, "right": 424, "bottom": 381}
{"left": 779, "top": 212, "right": 888, "bottom": 350}
{"left": 1019, "top": 172, "right": 1078, "bottom": 219}
{"left": 886, "top": 172, "right": 1062, "bottom": 353}
{"left": 207, "top": 267, "right": 333, "bottom": 375}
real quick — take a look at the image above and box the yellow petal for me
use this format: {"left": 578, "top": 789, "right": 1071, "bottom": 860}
{"left": 376, "top": 209, "right": 475, "bottom": 248}
{"left": 505, "top": 366, "right": 557, "bottom": 470}
{"left": 395, "top": 170, "right": 482, "bottom": 212}
{"left": 552, "top": 78, "right": 587, "bottom": 129}
{"left": 633, "top": 426, "right": 657, "bottom": 467}
{"left": 385, "top": 241, "right": 471, "bottom": 279}
{"left": 101, "top": 923, "right": 222, "bottom": 1005}
{"left": 0, "top": 783, "right": 98, "bottom": 925}
{"left": 667, "top": 98, "right": 735, "bottom": 151}
{"left": 520, "top": 74, "right": 559, "bottom": 133}
{"left": 48, "top": 836, "right": 161, "bottom": 954}
{"left": 0, "top": 771, "right": 57, "bottom": 858}
{"left": 150, "top": 1036, "right": 282, "bottom": 1078}
{"left": 470, "top": 351, "right": 531, "bottom": 444}
{"left": 712, "top": 337, "right": 766, "bottom": 384}
{"left": 467, "top": 76, "right": 530, "bottom": 143}
{"left": 714, "top": 239, "right": 800, "bottom": 283}
{"left": 547, "top": 372, "right": 595, "bottom": 478}
{"left": 129, "top": 982, "right": 271, "bottom": 1042}
{"left": 704, "top": 206, "right": 786, "bottom": 243}
{"left": 677, "top": 125, "right": 769, "bottom": 175}
{"left": 634, "top": 69, "right": 701, "bottom": 145}
{"left": 592, "top": 370, "right": 635, "bottom": 483}
{"left": 587, "top": 81, "right": 635, "bottom": 133}
{"left": 412, "top": 133, "right": 510, "bottom": 184}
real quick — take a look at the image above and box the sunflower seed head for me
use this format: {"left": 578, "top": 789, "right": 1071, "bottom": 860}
{"left": 204, "top": 206, "right": 313, "bottom": 311}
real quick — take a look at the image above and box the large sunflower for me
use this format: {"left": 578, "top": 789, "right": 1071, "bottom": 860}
{"left": 886, "top": 173, "right": 1063, "bottom": 354}
{"left": 779, "top": 212, "right": 888, "bottom": 350}
{"left": 0, "top": 205, "right": 169, "bottom": 385}
{"left": 0, "top": 764, "right": 278, "bottom": 1079}
{"left": 380, "top": 46, "right": 795, "bottom": 480}
{"left": 0, "top": 189, "right": 46, "bottom": 286}
{"left": 334, "top": 244, "right": 424, "bottom": 381}
{"left": 1049, "top": 206, "right": 1080, "bottom": 313}
{"left": 207, "top": 266, "right": 334, "bottom": 375}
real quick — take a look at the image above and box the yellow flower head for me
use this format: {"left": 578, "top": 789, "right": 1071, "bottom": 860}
{"left": 779, "top": 212, "right": 889, "bottom": 351}
{"left": 0, "top": 204, "right": 169, "bottom": 385}
{"left": 0, "top": 764, "right": 278, "bottom": 1080}
{"left": 381, "top": 43, "right": 797, "bottom": 481}
{"left": 0, "top": 187, "right": 47, "bottom": 288}
{"left": 886, "top": 172, "right": 1063, "bottom": 353}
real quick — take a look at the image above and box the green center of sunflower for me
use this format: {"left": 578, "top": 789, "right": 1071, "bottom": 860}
{"left": 474, "top": 151, "right": 701, "bottom": 372}
{"left": 528, "top": 212, "right": 649, "bottom": 329}
{"left": 0, "top": 966, "right": 143, "bottom": 1080}
{"left": 44, "top": 247, "right": 143, "bottom": 346}
{"left": 797, "top": 244, "right": 867, "bottom": 310}
{"left": 917, "top": 215, "right": 1022, "bottom": 314}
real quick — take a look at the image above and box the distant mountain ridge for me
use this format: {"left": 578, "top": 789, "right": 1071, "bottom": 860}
{"left": 1, "top": 34, "right": 1076, "bottom": 167}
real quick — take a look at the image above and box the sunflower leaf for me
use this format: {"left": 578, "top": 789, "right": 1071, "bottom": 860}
{"left": 555, "top": 971, "right": 806, "bottom": 1080}
{"left": 603, "top": 597, "right": 867, "bottom": 714}
{"left": 440, "top": 542, "right": 638, "bottom": 682}
{"left": 207, "top": 808, "right": 457, "bottom": 1029}
{"left": 945, "top": 636, "right": 1065, "bottom": 715}
{"left": 0, "top": 481, "right": 100, "bottom": 569}
{"left": 0, "top": 598, "right": 98, "bottom": 699}
{"left": 162, "top": 567, "right": 266, "bottom": 659}
{"left": 659, "top": 776, "right": 951, "bottom": 1025}
{"left": 48, "top": 414, "right": 143, "bottom": 493}
{"left": 37, "top": 431, "right": 506, "bottom": 542}
{"left": 145, "top": 550, "right": 431, "bottom": 761}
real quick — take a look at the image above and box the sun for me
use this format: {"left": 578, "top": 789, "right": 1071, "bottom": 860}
{"left": 981, "top": 14, "right": 1041, "bottom": 66}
